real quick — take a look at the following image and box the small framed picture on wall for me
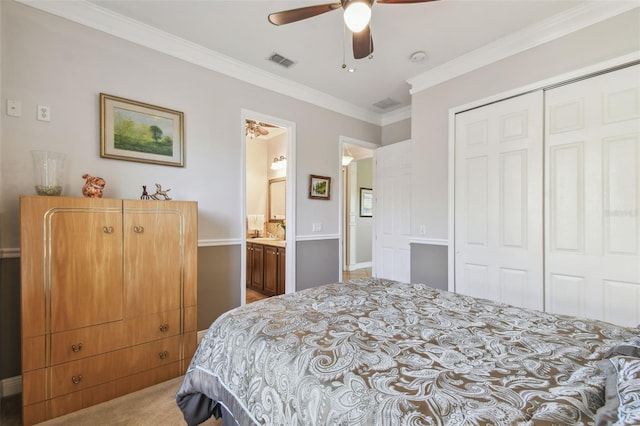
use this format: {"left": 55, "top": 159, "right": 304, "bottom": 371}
{"left": 309, "top": 175, "right": 331, "bottom": 200}
{"left": 360, "top": 188, "right": 373, "bottom": 217}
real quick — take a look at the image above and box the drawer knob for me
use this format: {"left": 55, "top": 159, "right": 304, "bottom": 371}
{"left": 102, "top": 226, "right": 114, "bottom": 234}
{"left": 71, "top": 343, "right": 83, "bottom": 353}
{"left": 159, "top": 351, "right": 169, "bottom": 360}
{"left": 71, "top": 375, "right": 83, "bottom": 384}
{"left": 159, "top": 324, "right": 169, "bottom": 332}
{"left": 133, "top": 226, "right": 144, "bottom": 233}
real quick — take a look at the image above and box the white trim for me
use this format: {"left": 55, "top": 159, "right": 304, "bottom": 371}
{"left": 408, "top": 2, "right": 638, "bottom": 94}
{"left": 198, "top": 238, "right": 242, "bottom": 247}
{"left": 447, "top": 53, "right": 640, "bottom": 296}
{"left": 346, "top": 261, "right": 372, "bottom": 272}
{"left": 18, "top": 1, "right": 633, "bottom": 126}
{"left": 380, "top": 106, "right": 411, "bottom": 126}
{"left": 297, "top": 234, "right": 340, "bottom": 242}
{"left": 16, "top": 0, "right": 382, "bottom": 125}
{"left": 241, "top": 109, "right": 297, "bottom": 300}
{"left": 410, "top": 238, "right": 448, "bottom": 246}
{"left": 1, "top": 376, "right": 22, "bottom": 397}
{"left": 197, "top": 329, "right": 207, "bottom": 344}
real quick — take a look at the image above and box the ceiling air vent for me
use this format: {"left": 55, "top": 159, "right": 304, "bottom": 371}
{"left": 268, "top": 53, "right": 296, "bottom": 68}
{"left": 373, "top": 97, "right": 401, "bottom": 110}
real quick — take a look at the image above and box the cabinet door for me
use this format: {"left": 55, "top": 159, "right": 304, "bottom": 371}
{"left": 277, "top": 247, "right": 286, "bottom": 295}
{"left": 123, "top": 201, "right": 183, "bottom": 316}
{"left": 246, "top": 244, "right": 253, "bottom": 287}
{"left": 251, "top": 244, "right": 264, "bottom": 291}
{"left": 263, "top": 246, "right": 278, "bottom": 296}
{"left": 49, "top": 205, "right": 124, "bottom": 332}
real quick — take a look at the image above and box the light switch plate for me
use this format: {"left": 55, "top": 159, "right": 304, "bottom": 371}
{"left": 7, "top": 100, "right": 21, "bottom": 117}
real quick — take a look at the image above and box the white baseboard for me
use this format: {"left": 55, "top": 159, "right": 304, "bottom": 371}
{"left": 197, "top": 329, "right": 207, "bottom": 343}
{"left": 347, "top": 261, "right": 372, "bottom": 271}
{"left": 1, "top": 375, "right": 22, "bottom": 397}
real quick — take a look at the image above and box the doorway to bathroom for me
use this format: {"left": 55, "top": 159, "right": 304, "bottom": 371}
{"left": 242, "top": 109, "right": 296, "bottom": 305}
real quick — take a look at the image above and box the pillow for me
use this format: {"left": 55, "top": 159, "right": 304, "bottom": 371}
{"left": 596, "top": 356, "right": 640, "bottom": 425}
{"left": 605, "top": 336, "right": 640, "bottom": 359}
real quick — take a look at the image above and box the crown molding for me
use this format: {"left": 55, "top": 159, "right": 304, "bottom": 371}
{"left": 380, "top": 105, "right": 411, "bottom": 126}
{"left": 408, "top": 1, "right": 639, "bottom": 94}
{"left": 16, "top": 0, "right": 384, "bottom": 125}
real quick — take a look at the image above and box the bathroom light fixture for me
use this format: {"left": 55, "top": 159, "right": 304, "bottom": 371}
{"left": 343, "top": 0, "right": 371, "bottom": 33}
{"left": 271, "top": 155, "right": 287, "bottom": 170}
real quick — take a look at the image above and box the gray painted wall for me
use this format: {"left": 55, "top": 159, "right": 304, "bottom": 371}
{"left": 410, "top": 244, "right": 448, "bottom": 291}
{"left": 381, "top": 117, "right": 411, "bottom": 145}
{"left": 296, "top": 239, "right": 340, "bottom": 292}
{"left": 198, "top": 245, "right": 241, "bottom": 330}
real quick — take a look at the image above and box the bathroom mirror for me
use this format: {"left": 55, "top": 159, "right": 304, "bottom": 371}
{"left": 268, "top": 178, "right": 286, "bottom": 223}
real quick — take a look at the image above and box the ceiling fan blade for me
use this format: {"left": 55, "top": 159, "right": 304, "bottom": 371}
{"left": 353, "top": 25, "right": 373, "bottom": 59}
{"left": 376, "top": 0, "right": 438, "bottom": 3}
{"left": 256, "top": 126, "right": 269, "bottom": 136}
{"left": 268, "top": 3, "right": 342, "bottom": 26}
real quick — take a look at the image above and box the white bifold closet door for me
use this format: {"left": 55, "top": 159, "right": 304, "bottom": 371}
{"left": 545, "top": 65, "right": 640, "bottom": 327}
{"left": 454, "top": 91, "right": 544, "bottom": 311}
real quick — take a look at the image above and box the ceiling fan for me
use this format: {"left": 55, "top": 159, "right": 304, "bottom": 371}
{"left": 268, "top": 0, "right": 438, "bottom": 60}
{"left": 246, "top": 120, "right": 277, "bottom": 138}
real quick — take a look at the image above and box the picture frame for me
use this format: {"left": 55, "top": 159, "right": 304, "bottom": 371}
{"left": 100, "top": 93, "right": 185, "bottom": 167}
{"left": 360, "top": 187, "right": 373, "bottom": 217}
{"left": 309, "top": 174, "right": 331, "bottom": 200}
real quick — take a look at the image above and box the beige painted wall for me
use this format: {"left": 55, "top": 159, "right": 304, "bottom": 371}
{"left": 0, "top": 1, "right": 382, "bottom": 382}
{"left": 410, "top": 9, "right": 640, "bottom": 243}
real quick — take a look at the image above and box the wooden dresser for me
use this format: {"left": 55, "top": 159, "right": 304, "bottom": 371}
{"left": 20, "top": 196, "right": 198, "bottom": 425}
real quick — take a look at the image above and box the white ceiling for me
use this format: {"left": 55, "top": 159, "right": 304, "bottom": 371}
{"left": 25, "top": 0, "right": 631, "bottom": 123}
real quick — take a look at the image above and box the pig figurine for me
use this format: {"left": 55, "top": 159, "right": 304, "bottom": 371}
{"left": 81, "top": 174, "right": 106, "bottom": 198}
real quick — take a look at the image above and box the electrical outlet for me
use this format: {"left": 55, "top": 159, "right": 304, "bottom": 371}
{"left": 37, "top": 105, "right": 51, "bottom": 122}
{"left": 7, "top": 100, "right": 21, "bottom": 117}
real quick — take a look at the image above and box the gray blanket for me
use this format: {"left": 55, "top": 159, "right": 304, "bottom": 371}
{"left": 176, "top": 278, "right": 637, "bottom": 425}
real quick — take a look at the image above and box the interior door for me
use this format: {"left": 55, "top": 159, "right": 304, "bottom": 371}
{"left": 374, "top": 140, "right": 411, "bottom": 282}
{"left": 545, "top": 64, "right": 640, "bottom": 326}
{"left": 454, "top": 91, "right": 544, "bottom": 310}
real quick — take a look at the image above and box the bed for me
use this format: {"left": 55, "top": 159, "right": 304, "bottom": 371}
{"left": 176, "top": 278, "right": 640, "bottom": 425}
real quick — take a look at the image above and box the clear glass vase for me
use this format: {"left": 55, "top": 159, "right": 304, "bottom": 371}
{"left": 31, "top": 150, "right": 66, "bottom": 196}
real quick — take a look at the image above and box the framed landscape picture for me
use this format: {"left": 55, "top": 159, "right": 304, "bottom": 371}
{"left": 100, "top": 93, "right": 185, "bottom": 167}
{"left": 309, "top": 174, "right": 331, "bottom": 200}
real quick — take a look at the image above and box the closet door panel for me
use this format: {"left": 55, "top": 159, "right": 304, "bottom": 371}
{"left": 545, "top": 64, "right": 640, "bottom": 326}
{"left": 454, "top": 91, "right": 544, "bottom": 310}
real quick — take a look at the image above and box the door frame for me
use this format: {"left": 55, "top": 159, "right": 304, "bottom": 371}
{"left": 338, "top": 135, "right": 378, "bottom": 281}
{"left": 241, "top": 109, "right": 296, "bottom": 304}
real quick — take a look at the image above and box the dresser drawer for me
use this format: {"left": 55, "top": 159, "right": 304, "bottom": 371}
{"left": 125, "top": 309, "right": 181, "bottom": 345}
{"left": 51, "top": 321, "right": 125, "bottom": 365}
{"left": 50, "top": 335, "right": 181, "bottom": 398}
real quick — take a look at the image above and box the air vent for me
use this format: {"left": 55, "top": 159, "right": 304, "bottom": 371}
{"left": 373, "top": 97, "right": 401, "bottom": 110}
{"left": 268, "top": 53, "right": 296, "bottom": 68}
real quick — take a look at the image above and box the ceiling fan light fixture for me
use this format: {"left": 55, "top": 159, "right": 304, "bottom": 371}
{"left": 343, "top": 1, "right": 371, "bottom": 33}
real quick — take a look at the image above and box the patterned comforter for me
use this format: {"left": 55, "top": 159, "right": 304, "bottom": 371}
{"left": 176, "top": 278, "right": 638, "bottom": 425}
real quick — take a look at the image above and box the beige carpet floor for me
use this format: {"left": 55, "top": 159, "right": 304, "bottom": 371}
{"left": 37, "top": 376, "right": 220, "bottom": 426}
